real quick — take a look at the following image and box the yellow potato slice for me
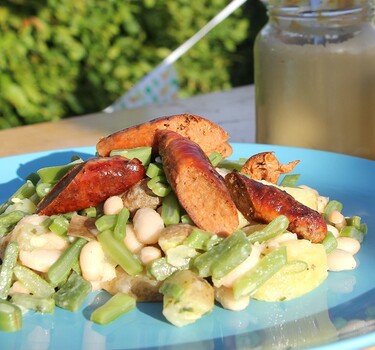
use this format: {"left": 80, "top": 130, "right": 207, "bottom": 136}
{"left": 252, "top": 239, "right": 328, "bottom": 301}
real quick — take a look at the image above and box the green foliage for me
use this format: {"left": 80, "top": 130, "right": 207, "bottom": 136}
{"left": 0, "top": 0, "right": 267, "bottom": 128}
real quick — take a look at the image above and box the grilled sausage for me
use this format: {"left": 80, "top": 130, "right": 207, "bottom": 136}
{"left": 96, "top": 113, "right": 232, "bottom": 158}
{"left": 225, "top": 172, "right": 327, "bottom": 243}
{"left": 37, "top": 156, "right": 145, "bottom": 215}
{"left": 158, "top": 130, "right": 239, "bottom": 236}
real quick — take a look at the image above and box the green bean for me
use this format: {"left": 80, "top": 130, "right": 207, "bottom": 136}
{"left": 322, "top": 231, "right": 338, "bottom": 254}
{"left": 11, "top": 294, "right": 55, "bottom": 314}
{"left": 113, "top": 208, "right": 130, "bottom": 240}
{"left": 37, "top": 160, "right": 82, "bottom": 184}
{"left": 90, "top": 293, "right": 136, "bottom": 325}
{"left": 279, "top": 174, "right": 300, "bottom": 187}
{"left": 36, "top": 182, "right": 52, "bottom": 198}
{"left": 147, "top": 175, "right": 171, "bottom": 197}
{"left": 110, "top": 146, "right": 152, "bottom": 166}
{"left": 0, "top": 211, "right": 27, "bottom": 234}
{"left": 247, "top": 215, "right": 289, "bottom": 244}
{"left": 0, "top": 241, "right": 19, "bottom": 300}
{"left": 217, "top": 158, "right": 246, "bottom": 171}
{"left": 346, "top": 215, "right": 362, "bottom": 230}
{"left": 0, "top": 180, "right": 36, "bottom": 215}
{"left": 80, "top": 206, "right": 97, "bottom": 218}
{"left": 0, "top": 299, "right": 22, "bottom": 332}
{"left": 48, "top": 215, "right": 69, "bottom": 236}
{"left": 13, "top": 265, "right": 55, "bottom": 298}
{"left": 180, "top": 214, "right": 194, "bottom": 225}
{"left": 184, "top": 229, "right": 211, "bottom": 250}
{"left": 161, "top": 192, "right": 180, "bottom": 226}
{"left": 193, "top": 230, "right": 249, "bottom": 278}
{"left": 95, "top": 214, "right": 117, "bottom": 232}
{"left": 146, "top": 162, "right": 164, "bottom": 178}
{"left": 54, "top": 272, "right": 91, "bottom": 311}
{"left": 97, "top": 229, "right": 142, "bottom": 276}
{"left": 208, "top": 152, "right": 223, "bottom": 167}
{"left": 47, "top": 237, "right": 87, "bottom": 286}
{"left": 159, "top": 280, "right": 185, "bottom": 299}
{"left": 233, "top": 246, "right": 287, "bottom": 299}
{"left": 340, "top": 225, "right": 364, "bottom": 243}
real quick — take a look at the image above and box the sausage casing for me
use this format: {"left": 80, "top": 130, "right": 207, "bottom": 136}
{"left": 37, "top": 156, "right": 145, "bottom": 215}
{"left": 225, "top": 172, "right": 327, "bottom": 243}
{"left": 158, "top": 130, "right": 239, "bottom": 236}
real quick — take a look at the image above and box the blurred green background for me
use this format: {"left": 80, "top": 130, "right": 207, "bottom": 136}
{"left": 0, "top": 0, "right": 267, "bottom": 129}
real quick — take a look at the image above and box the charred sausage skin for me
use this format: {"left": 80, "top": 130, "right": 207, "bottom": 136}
{"left": 158, "top": 130, "right": 239, "bottom": 236}
{"left": 96, "top": 113, "right": 232, "bottom": 158}
{"left": 37, "top": 156, "right": 145, "bottom": 215}
{"left": 225, "top": 172, "right": 327, "bottom": 243}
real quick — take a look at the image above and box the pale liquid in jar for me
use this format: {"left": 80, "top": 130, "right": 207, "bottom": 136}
{"left": 255, "top": 21, "right": 375, "bottom": 159}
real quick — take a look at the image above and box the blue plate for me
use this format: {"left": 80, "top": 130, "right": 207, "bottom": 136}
{"left": 1, "top": 143, "right": 374, "bottom": 349}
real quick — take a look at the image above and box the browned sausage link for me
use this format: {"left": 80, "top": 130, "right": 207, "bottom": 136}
{"left": 37, "top": 156, "right": 145, "bottom": 216}
{"left": 158, "top": 130, "right": 239, "bottom": 236}
{"left": 224, "top": 172, "right": 327, "bottom": 243}
{"left": 96, "top": 113, "right": 232, "bottom": 158}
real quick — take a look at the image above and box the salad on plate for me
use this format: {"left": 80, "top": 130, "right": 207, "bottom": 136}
{"left": 0, "top": 114, "right": 367, "bottom": 331}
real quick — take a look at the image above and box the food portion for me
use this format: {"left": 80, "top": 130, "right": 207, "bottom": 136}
{"left": 0, "top": 114, "right": 368, "bottom": 332}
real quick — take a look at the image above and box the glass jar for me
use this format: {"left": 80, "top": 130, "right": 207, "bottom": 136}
{"left": 254, "top": 0, "right": 375, "bottom": 159}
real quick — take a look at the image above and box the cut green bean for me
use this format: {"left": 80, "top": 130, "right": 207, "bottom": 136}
{"left": 90, "top": 293, "right": 136, "bottom": 325}
{"left": 147, "top": 175, "right": 171, "bottom": 197}
{"left": 146, "top": 162, "right": 164, "bottom": 178}
{"left": 0, "top": 180, "right": 36, "bottom": 215}
{"left": 322, "top": 231, "right": 338, "bottom": 254}
{"left": 180, "top": 214, "right": 194, "bottom": 225}
{"left": 161, "top": 192, "right": 180, "bottom": 226}
{"left": 193, "top": 230, "right": 249, "bottom": 278}
{"left": 0, "top": 241, "right": 19, "bottom": 300}
{"left": 0, "top": 300, "right": 22, "bottom": 332}
{"left": 247, "top": 215, "right": 289, "bottom": 244}
{"left": 208, "top": 152, "right": 223, "bottom": 167}
{"left": 346, "top": 215, "right": 361, "bottom": 230}
{"left": 95, "top": 214, "right": 117, "bottom": 232}
{"left": 211, "top": 233, "right": 252, "bottom": 279}
{"left": 184, "top": 229, "right": 211, "bottom": 250}
{"left": 49, "top": 215, "right": 69, "bottom": 236}
{"left": 0, "top": 211, "right": 27, "bottom": 234}
{"left": 97, "top": 230, "right": 142, "bottom": 276}
{"left": 147, "top": 257, "right": 178, "bottom": 281}
{"left": 47, "top": 237, "right": 87, "bottom": 286}
{"left": 159, "top": 280, "right": 185, "bottom": 299}
{"left": 11, "top": 294, "right": 55, "bottom": 314}
{"left": 36, "top": 182, "right": 52, "bottom": 198}
{"left": 113, "top": 208, "right": 130, "bottom": 240}
{"left": 233, "top": 246, "right": 287, "bottom": 299}
{"left": 13, "top": 265, "right": 55, "bottom": 298}
{"left": 340, "top": 225, "right": 364, "bottom": 243}
{"left": 324, "top": 200, "right": 343, "bottom": 221}
{"left": 54, "top": 272, "right": 91, "bottom": 311}
{"left": 279, "top": 174, "right": 301, "bottom": 187}
{"left": 37, "top": 160, "right": 82, "bottom": 184}
{"left": 217, "top": 158, "right": 246, "bottom": 171}
{"left": 80, "top": 207, "right": 97, "bottom": 218}
{"left": 110, "top": 147, "right": 152, "bottom": 166}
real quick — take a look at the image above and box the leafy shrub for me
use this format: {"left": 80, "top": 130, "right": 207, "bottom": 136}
{"left": 0, "top": 0, "right": 267, "bottom": 129}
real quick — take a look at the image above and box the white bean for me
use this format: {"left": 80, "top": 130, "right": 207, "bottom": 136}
{"left": 30, "top": 233, "right": 69, "bottom": 250}
{"left": 133, "top": 207, "right": 164, "bottom": 244}
{"left": 327, "top": 224, "right": 340, "bottom": 238}
{"left": 140, "top": 246, "right": 162, "bottom": 265}
{"left": 123, "top": 224, "right": 144, "bottom": 253}
{"left": 103, "top": 196, "right": 124, "bottom": 215}
{"left": 80, "top": 240, "right": 116, "bottom": 283}
{"left": 19, "top": 214, "right": 49, "bottom": 226}
{"left": 215, "top": 286, "right": 250, "bottom": 311}
{"left": 336, "top": 237, "right": 361, "bottom": 255}
{"left": 327, "top": 249, "right": 357, "bottom": 272}
{"left": 19, "top": 249, "right": 62, "bottom": 273}
{"left": 328, "top": 210, "right": 346, "bottom": 226}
